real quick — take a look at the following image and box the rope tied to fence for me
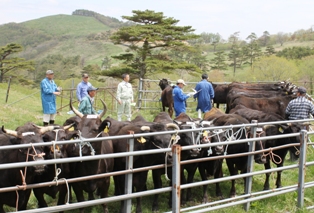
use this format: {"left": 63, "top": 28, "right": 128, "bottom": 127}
{"left": 77, "top": 130, "right": 96, "bottom": 159}
{"left": 164, "top": 130, "right": 180, "bottom": 181}
{"left": 224, "top": 126, "right": 248, "bottom": 155}
{"left": 15, "top": 147, "right": 30, "bottom": 211}
{"left": 262, "top": 148, "right": 282, "bottom": 165}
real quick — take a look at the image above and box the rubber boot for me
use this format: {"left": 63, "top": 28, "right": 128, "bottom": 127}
{"left": 43, "top": 122, "right": 49, "bottom": 126}
{"left": 49, "top": 120, "right": 55, "bottom": 125}
{"left": 198, "top": 109, "right": 202, "bottom": 119}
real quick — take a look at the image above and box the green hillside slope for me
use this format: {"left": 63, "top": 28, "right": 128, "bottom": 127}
{"left": 21, "top": 14, "right": 110, "bottom": 37}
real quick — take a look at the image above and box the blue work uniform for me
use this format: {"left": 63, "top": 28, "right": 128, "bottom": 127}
{"left": 40, "top": 78, "right": 59, "bottom": 114}
{"left": 172, "top": 85, "right": 190, "bottom": 117}
{"left": 194, "top": 79, "right": 215, "bottom": 113}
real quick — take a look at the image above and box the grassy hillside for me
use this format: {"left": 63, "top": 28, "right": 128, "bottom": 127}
{"left": 21, "top": 15, "right": 110, "bottom": 37}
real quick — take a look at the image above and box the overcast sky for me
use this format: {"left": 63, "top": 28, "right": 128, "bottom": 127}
{"left": 1, "top": 0, "right": 313, "bottom": 40}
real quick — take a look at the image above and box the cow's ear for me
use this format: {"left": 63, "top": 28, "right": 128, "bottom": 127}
{"left": 99, "top": 120, "right": 111, "bottom": 133}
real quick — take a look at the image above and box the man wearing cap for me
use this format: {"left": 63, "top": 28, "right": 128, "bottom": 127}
{"left": 194, "top": 73, "right": 215, "bottom": 118}
{"left": 116, "top": 74, "right": 134, "bottom": 121}
{"left": 285, "top": 86, "right": 314, "bottom": 120}
{"left": 172, "top": 79, "right": 194, "bottom": 117}
{"left": 76, "top": 73, "right": 92, "bottom": 104}
{"left": 79, "top": 86, "right": 98, "bottom": 115}
{"left": 40, "top": 70, "right": 61, "bottom": 126}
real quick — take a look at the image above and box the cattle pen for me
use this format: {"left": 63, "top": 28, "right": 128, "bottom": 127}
{"left": 1, "top": 119, "right": 314, "bottom": 212}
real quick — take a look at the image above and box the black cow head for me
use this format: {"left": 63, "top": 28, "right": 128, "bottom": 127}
{"left": 2, "top": 123, "right": 60, "bottom": 173}
{"left": 200, "top": 120, "right": 225, "bottom": 156}
{"left": 159, "top": 78, "right": 171, "bottom": 90}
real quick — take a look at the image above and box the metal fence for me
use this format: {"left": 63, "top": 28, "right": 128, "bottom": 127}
{"left": 1, "top": 119, "right": 314, "bottom": 212}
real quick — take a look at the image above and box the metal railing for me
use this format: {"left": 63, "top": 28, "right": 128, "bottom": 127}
{"left": 1, "top": 119, "right": 314, "bottom": 212}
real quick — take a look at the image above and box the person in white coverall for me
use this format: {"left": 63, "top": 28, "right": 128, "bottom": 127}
{"left": 116, "top": 74, "right": 134, "bottom": 121}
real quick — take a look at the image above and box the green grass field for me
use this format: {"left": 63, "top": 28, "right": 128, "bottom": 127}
{"left": 1, "top": 82, "right": 314, "bottom": 213}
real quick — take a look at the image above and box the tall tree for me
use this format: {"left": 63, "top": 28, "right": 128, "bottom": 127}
{"left": 0, "top": 43, "right": 34, "bottom": 83}
{"left": 228, "top": 32, "right": 242, "bottom": 76}
{"left": 276, "top": 32, "right": 289, "bottom": 46}
{"left": 109, "top": 10, "right": 200, "bottom": 80}
{"left": 245, "top": 33, "right": 262, "bottom": 70}
{"left": 265, "top": 45, "right": 276, "bottom": 56}
{"left": 210, "top": 51, "right": 227, "bottom": 70}
{"left": 259, "top": 31, "right": 270, "bottom": 47}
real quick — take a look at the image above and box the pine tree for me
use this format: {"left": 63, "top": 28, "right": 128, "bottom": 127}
{"left": 0, "top": 43, "right": 34, "bottom": 83}
{"left": 109, "top": 10, "right": 201, "bottom": 79}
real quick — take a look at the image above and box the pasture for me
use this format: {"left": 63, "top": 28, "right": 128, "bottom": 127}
{"left": 1, "top": 82, "right": 314, "bottom": 213}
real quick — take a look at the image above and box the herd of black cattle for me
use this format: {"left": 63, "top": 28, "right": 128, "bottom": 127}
{"left": 0, "top": 81, "right": 312, "bottom": 213}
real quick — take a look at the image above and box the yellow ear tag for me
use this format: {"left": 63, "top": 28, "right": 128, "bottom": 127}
{"left": 104, "top": 126, "right": 109, "bottom": 133}
{"left": 69, "top": 127, "right": 74, "bottom": 131}
{"left": 203, "top": 131, "right": 208, "bottom": 137}
{"left": 278, "top": 127, "right": 284, "bottom": 133}
{"left": 137, "top": 137, "right": 146, "bottom": 143}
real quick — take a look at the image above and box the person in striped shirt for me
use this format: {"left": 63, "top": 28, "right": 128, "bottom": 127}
{"left": 285, "top": 87, "right": 314, "bottom": 120}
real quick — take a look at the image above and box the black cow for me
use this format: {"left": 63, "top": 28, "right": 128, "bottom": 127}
{"left": 0, "top": 123, "right": 56, "bottom": 212}
{"left": 212, "top": 83, "right": 229, "bottom": 108}
{"left": 203, "top": 109, "right": 267, "bottom": 197}
{"left": 159, "top": 78, "right": 174, "bottom": 117}
{"left": 32, "top": 124, "right": 74, "bottom": 208}
{"left": 229, "top": 104, "right": 303, "bottom": 190}
{"left": 65, "top": 100, "right": 114, "bottom": 213}
{"left": 111, "top": 117, "right": 179, "bottom": 213}
{"left": 151, "top": 112, "right": 200, "bottom": 210}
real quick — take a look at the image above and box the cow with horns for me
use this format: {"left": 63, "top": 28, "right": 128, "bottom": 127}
{"left": 0, "top": 123, "right": 59, "bottom": 212}
{"left": 63, "top": 99, "right": 114, "bottom": 213}
{"left": 104, "top": 113, "right": 180, "bottom": 213}
{"left": 32, "top": 123, "right": 74, "bottom": 208}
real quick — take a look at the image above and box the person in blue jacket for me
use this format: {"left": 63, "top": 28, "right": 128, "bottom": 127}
{"left": 172, "top": 79, "right": 194, "bottom": 117}
{"left": 194, "top": 73, "right": 215, "bottom": 118}
{"left": 40, "top": 70, "right": 61, "bottom": 126}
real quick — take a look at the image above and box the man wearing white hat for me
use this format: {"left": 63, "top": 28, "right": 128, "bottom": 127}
{"left": 172, "top": 79, "right": 194, "bottom": 117}
{"left": 40, "top": 70, "right": 61, "bottom": 126}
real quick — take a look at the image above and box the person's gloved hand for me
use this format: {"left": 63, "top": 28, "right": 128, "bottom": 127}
{"left": 187, "top": 92, "right": 196, "bottom": 97}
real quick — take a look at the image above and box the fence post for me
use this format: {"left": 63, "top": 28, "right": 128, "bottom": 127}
{"left": 137, "top": 78, "right": 143, "bottom": 109}
{"left": 5, "top": 76, "right": 11, "bottom": 103}
{"left": 172, "top": 144, "right": 181, "bottom": 213}
{"left": 244, "top": 120, "right": 257, "bottom": 211}
{"left": 297, "top": 129, "right": 308, "bottom": 208}
{"left": 124, "top": 132, "right": 134, "bottom": 213}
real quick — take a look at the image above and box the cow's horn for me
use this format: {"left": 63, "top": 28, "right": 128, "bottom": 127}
{"left": 263, "top": 124, "right": 276, "bottom": 130}
{"left": 141, "top": 126, "right": 150, "bottom": 131}
{"left": 166, "top": 123, "right": 180, "bottom": 130}
{"left": 98, "top": 99, "right": 107, "bottom": 119}
{"left": 2, "top": 126, "right": 18, "bottom": 137}
{"left": 63, "top": 123, "right": 75, "bottom": 130}
{"left": 39, "top": 126, "right": 55, "bottom": 134}
{"left": 70, "top": 100, "right": 83, "bottom": 118}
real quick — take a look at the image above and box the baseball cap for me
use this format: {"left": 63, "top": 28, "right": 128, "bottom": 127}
{"left": 177, "top": 79, "right": 186, "bottom": 85}
{"left": 87, "top": 86, "right": 98, "bottom": 92}
{"left": 297, "top": 86, "right": 307, "bottom": 94}
{"left": 46, "top": 70, "right": 54, "bottom": 74}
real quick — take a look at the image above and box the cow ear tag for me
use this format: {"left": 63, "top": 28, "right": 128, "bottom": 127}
{"left": 278, "top": 127, "right": 284, "bottom": 133}
{"left": 203, "top": 131, "right": 208, "bottom": 137}
{"left": 137, "top": 137, "right": 146, "bottom": 143}
{"left": 104, "top": 126, "right": 109, "bottom": 133}
{"left": 69, "top": 127, "right": 74, "bottom": 131}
